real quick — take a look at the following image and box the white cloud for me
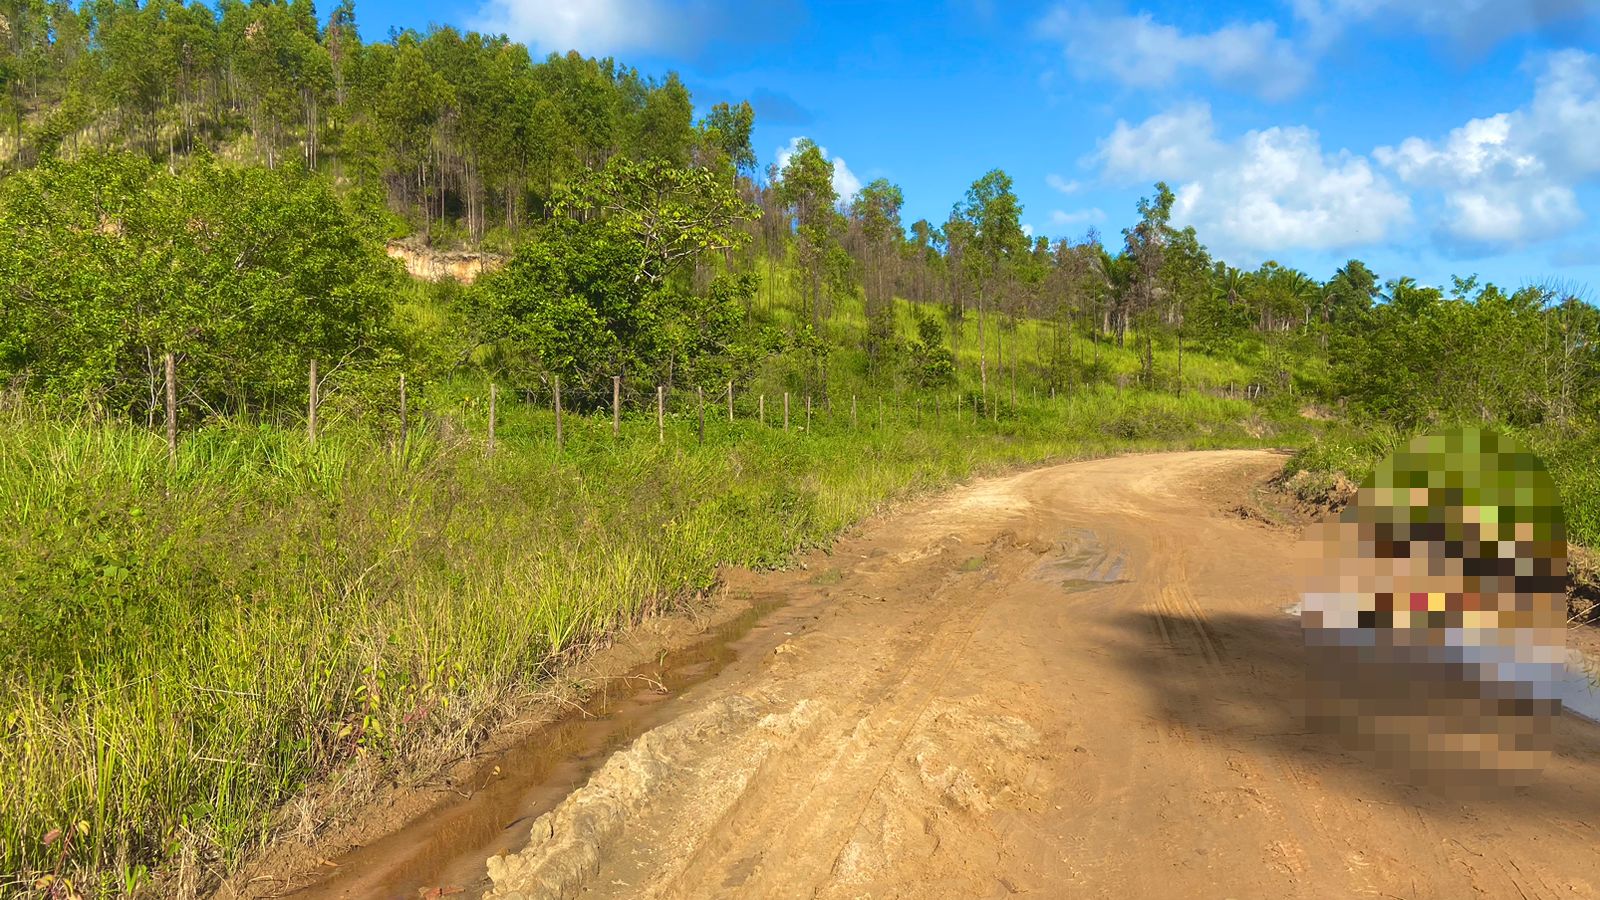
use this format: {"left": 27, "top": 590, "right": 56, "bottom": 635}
{"left": 1036, "top": 8, "right": 1312, "bottom": 100}
{"left": 1037, "top": 2, "right": 1598, "bottom": 104}
{"left": 1095, "top": 103, "right": 1411, "bottom": 261}
{"left": 1050, "top": 207, "right": 1107, "bottom": 227}
{"left": 1098, "top": 103, "right": 1222, "bottom": 183}
{"left": 474, "top": 0, "right": 690, "bottom": 54}
{"left": 1374, "top": 49, "right": 1600, "bottom": 246}
{"left": 1046, "top": 174, "right": 1081, "bottom": 194}
{"left": 1293, "top": 0, "right": 1597, "bottom": 53}
{"left": 775, "top": 136, "right": 863, "bottom": 202}
{"left": 1022, "top": 224, "right": 1036, "bottom": 239}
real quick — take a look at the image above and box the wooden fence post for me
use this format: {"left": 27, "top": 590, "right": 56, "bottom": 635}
{"left": 851, "top": 394, "right": 857, "bottom": 430}
{"left": 487, "top": 382, "right": 497, "bottom": 458}
{"left": 657, "top": 385, "right": 665, "bottom": 443}
{"left": 805, "top": 395, "right": 812, "bottom": 431}
{"left": 554, "top": 375, "right": 563, "bottom": 451}
{"left": 164, "top": 352, "right": 177, "bottom": 466}
{"left": 307, "top": 358, "right": 318, "bottom": 447}
{"left": 613, "top": 375, "right": 620, "bottom": 438}
{"left": 759, "top": 394, "right": 765, "bottom": 425}
{"left": 399, "top": 373, "right": 408, "bottom": 460}
{"left": 878, "top": 397, "right": 884, "bottom": 429}
{"left": 783, "top": 392, "right": 790, "bottom": 432}
{"left": 697, "top": 386, "right": 705, "bottom": 445}
{"left": 726, "top": 380, "right": 734, "bottom": 422}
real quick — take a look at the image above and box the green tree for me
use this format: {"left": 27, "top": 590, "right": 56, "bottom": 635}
{"left": 959, "top": 169, "right": 1025, "bottom": 396}
{"left": 0, "top": 152, "right": 398, "bottom": 418}
{"left": 851, "top": 178, "right": 904, "bottom": 372}
{"left": 698, "top": 100, "right": 756, "bottom": 176}
{"left": 469, "top": 155, "right": 757, "bottom": 397}
{"left": 777, "top": 138, "right": 839, "bottom": 330}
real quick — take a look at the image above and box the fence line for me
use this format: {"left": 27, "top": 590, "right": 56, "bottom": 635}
{"left": 140, "top": 361, "right": 1138, "bottom": 462}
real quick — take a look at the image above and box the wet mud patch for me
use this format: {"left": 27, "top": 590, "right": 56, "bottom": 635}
{"left": 1029, "top": 528, "right": 1128, "bottom": 593}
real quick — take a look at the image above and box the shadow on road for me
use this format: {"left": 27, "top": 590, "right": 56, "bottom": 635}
{"left": 1105, "top": 606, "right": 1600, "bottom": 820}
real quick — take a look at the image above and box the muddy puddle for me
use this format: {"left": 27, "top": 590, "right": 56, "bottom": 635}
{"left": 292, "top": 592, "right": 822, "bottom": 900}
{"left": 1029, "top": 528, "right": 1128, "bottom": 593}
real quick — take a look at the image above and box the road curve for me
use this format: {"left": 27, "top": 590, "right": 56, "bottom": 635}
{"left": 485, "top": 450, "right": 1600, "bottom": 900}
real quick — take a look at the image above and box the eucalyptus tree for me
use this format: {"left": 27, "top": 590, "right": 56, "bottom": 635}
{"left": 698, "top": 100, "right": 756, "bottom": 177}
{"left": 851, "top": 178, "right": 905, "bottom": 371}
{"left": 1120, "top": 181, "right": 1174, "bottom": 362}
{"left": 959, "top": 169, "right": 1026, "bottom": 396}
{"left": 776, "top": 138, "right": 838, "bottom": 328}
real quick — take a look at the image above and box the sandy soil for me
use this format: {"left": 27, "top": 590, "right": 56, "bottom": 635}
{"left": 479, "top": 450, "right": 1600, "bottom": 900}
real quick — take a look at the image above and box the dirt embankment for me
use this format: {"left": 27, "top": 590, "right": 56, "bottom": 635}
{"left": 385, "top": 241, "right": 506, "bottom": 284}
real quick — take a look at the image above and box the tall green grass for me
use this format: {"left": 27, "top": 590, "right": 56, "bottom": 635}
{"left": 0, "top": 381, "right": 1310, "bottom": 897}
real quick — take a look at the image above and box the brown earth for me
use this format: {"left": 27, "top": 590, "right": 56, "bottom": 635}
{"left": 475, "top": 450, "right": 1600, "bottom": 900}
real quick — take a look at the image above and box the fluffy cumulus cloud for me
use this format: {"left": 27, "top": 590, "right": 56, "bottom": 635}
{"left": 1096, "top": 103, "right": 1411, "bottom": 261}
{"left": 1036, "top": 7, "right": 1312, "bottom": 100}
{"left": 1374, "top": 49, "right": 1600, "bottom": 247}
{"left": 775, "top": 137, "right": 863, "bottom": 202}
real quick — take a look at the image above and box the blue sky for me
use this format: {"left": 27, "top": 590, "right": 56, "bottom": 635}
{"left": 359, "top": 0, "right": 1600, "bottom": 292}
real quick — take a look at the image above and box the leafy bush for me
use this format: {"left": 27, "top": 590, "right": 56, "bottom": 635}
{"left": 0, "top": 152, "right": 400, "bottom": 418}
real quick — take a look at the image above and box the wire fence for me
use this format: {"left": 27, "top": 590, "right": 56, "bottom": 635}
{"left": 120, "top": 354, "right": 1274, "bottom": 467}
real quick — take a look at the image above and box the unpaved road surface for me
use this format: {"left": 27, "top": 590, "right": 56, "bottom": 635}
{"left": 484, "top": 450, "right": 1600, "bottom": 899}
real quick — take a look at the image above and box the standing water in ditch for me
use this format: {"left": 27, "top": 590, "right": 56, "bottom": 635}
{"left": 290, "top": 593, "right": 815, "bottom": 899}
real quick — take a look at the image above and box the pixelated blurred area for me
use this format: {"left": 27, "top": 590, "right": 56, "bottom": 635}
{"left": 1300, "top": 427, "right": 1568, "bottom": 792}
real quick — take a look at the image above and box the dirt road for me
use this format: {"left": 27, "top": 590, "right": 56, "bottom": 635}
{"left": 478, "top": 450, "right": 1600, "bottom": 899}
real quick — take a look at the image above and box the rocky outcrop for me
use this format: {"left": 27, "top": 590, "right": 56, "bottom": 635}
{"left": 384, "top": 241, "right": 506, "bottom": 284}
